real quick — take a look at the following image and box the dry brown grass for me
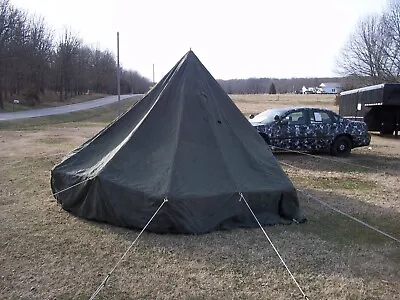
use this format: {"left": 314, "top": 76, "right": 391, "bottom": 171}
{"left": 0, "top": 94, "right": 399, "bottom": 300}
{"left": 231, "top": 93, "right": 337, "bottom": 115}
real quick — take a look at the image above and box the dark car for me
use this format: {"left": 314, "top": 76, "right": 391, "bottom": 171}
{"left": 249, "top": 107, "right": 371, "bottom": 156}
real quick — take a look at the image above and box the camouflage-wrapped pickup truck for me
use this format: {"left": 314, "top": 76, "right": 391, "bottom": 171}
{"left": 249, "top": 107, "right": 371, "bottom": 156}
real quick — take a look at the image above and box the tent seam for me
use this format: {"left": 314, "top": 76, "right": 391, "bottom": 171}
{"left": 60, "top": 97, "right": 143, "bottom": 164}
{"left": 166, "top": 62, "right": 188, "bottom": 197}
{"left": 206, "top": 83, "right": 240, "bottom": 194}
{"left": 94, "top": 64, "right": 183, "bottom": 177}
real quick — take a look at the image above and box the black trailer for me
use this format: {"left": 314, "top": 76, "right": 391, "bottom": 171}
{"left": 339, "top": 83, "right": 400, "bottom": 135}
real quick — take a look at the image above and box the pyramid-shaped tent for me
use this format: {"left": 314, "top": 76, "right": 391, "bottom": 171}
{"left": 51, "top": 51, "right": 305, "bottom": 234}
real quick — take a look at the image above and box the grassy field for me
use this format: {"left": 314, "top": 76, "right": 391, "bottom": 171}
{"left": 0, "top": 94, "right": 399, "bottom": 299}
{"left": 231, "top": 93, "right": 337, "bottom": 115}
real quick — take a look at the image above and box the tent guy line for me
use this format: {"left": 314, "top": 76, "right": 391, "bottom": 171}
{"left": 89, "top": 197, "right": 169, "bottom": 300}
{"left": 299, "top": 188, "right": 400, "bottom": 244}
{"left": 239, "top": 192, "right": 310, "bottom": 300}
{"left": 280, "top": 161, "right": 400, "bottom": 245}
{"left": 48, "top": 171, "right": 309, "bottom": 298}
{"left": 52, "top": 177, "right": 93, "bottom": 197}
{"left": 89, "top": 193, "right": 310, "bottom": 300}
{"left": 49, "top": 160, "right": 400, "bottom": 245}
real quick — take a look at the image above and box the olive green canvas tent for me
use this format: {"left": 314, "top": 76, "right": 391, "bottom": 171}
{"left": 51, "top": 51, "right": 305, "bottom": 234}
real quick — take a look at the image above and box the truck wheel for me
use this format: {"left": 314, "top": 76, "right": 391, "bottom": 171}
{"left": 330, "top": 136, "right": 352, "bottom": 157}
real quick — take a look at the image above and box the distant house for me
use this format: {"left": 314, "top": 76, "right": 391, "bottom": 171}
{"left": 319, "top": 83, "right": 342, "bottom": 94}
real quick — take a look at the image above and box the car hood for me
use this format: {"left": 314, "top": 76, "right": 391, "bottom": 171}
{"left": 249, "top": 120, "right": 263, "bottom": 126}
{"left": 249, "top": 120, "right": 275, "bottom": 126}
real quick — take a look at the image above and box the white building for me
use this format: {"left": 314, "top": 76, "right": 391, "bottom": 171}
{"left": 302, "top": 86, "right": 317, "bottom": 94}
{"left": 319, "top": 82, "right": 342, "bottom": 94}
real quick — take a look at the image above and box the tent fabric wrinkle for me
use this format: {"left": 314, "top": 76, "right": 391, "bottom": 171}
{"left": 51, "top": 50, "right": 305, "bottom": 234}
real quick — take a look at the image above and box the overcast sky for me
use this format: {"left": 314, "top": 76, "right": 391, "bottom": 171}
{"left": 12, "top": 0, "right": 387, "bottom": 81}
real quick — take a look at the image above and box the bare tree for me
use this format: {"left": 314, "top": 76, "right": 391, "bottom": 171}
{"left": 0, "top": 0, "right": 150, "bottom": 111}
{"left": 54, "top": 29, "right": 81, "bottom": 101}
{"left": 382, "top": 0, "right": 400, "bottom": 79}
{"left": 337, "top": 15, "right": 388, "bottom": 84}
{"left": 337, "top": 0, "right": 400, "bottom": 85}
{"left": 0, "top": 0, "right": 19, "bottom": 109}
{"left": 23, "top": 17, "right": 54, "bottom": 103}
{"left": 120, "top": 69, "right": 151, "bottom": 94}
{"left": 1, "top": 1, "right": 53, "bottom": 106}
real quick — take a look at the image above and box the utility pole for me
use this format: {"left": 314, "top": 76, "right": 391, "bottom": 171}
{"left": 117, "top": 32, "right": 121, "bottom": 116}
{"left": 152, "top": 64, "right": 155, "bottom": 85}
{"left": 130, "top": 73, "right": 133, "bottom": 94}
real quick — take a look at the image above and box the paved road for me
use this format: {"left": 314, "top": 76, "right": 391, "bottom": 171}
{"left": 0, "top": 94, "right": 143, "bottom": 121}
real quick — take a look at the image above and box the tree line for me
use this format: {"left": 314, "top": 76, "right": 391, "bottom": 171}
{"left": 337, "top": 0, "right": 400, "bottom": 85}
{"left": 217, "top": 77, "right": 345, "bottom": 95}
{"left": 0, "top": 0, "right": 151, "bottom": 110}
